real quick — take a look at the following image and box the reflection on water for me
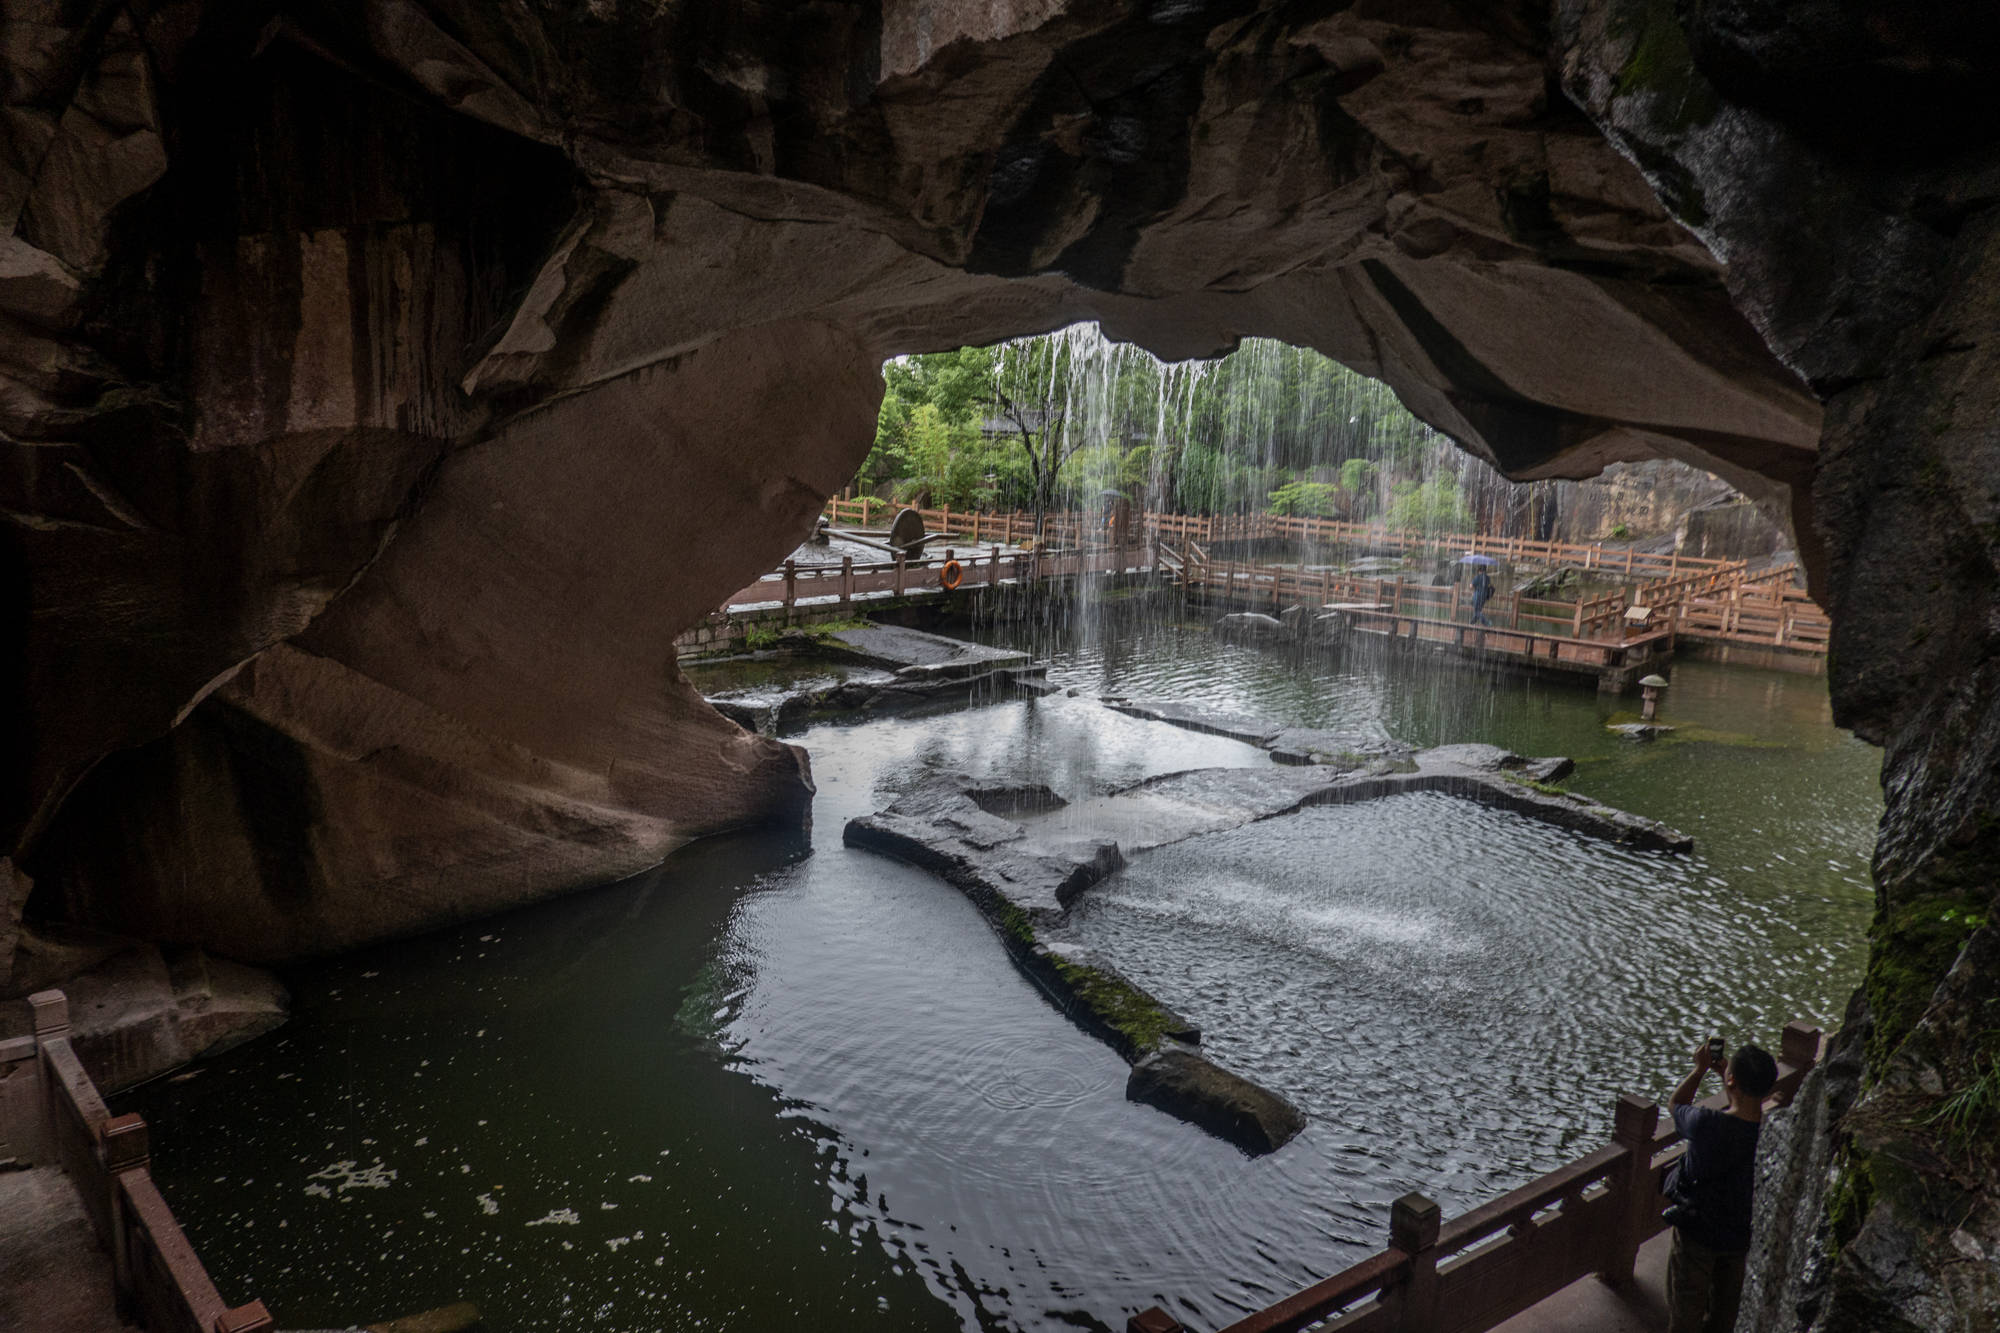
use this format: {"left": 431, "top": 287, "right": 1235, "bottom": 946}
{"left": 121, "top": 624, "right": 1879, "bottom": 1332}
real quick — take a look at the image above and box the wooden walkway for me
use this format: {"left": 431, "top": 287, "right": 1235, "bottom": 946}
{"left": 719, "top": 543, "right": 1152, "bottom": 611}
{"left": 819, "top": 500, "right": 1748, "bottom": 585}
{"left": 1127, "top": 1024, "right": 1824, "bottom": 1333}
{"left": 811, "top": 502, "right": 1829, "bottom": 662}
{"left": 1183, "top": 559, "right": 1674, "bottom": 690}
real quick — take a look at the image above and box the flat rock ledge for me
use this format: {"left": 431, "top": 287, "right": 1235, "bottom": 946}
{"left": 2, "top": 929, "right": 288, "bottom": 1093}
{"left": 819, "top": 624, "right": 1032, "bottom": 678}
{"left": 842, "top": 734, "right": 1691, "bottom": 1155}
{"left": 710, "top": 662, "right": 1052, "bottom": 735}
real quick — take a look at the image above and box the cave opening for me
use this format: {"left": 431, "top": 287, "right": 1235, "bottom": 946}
{"left": 7, "top": 2, "right": 2000, "bottom": 1330}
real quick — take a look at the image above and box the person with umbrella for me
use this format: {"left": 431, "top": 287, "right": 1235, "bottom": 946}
{"left": 1461, "top": 553, "right": 1498, "bottom": 625}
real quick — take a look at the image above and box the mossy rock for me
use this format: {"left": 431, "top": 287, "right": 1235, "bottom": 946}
{"left": 1865, "top": 893, "right": 1989, "bottom": 1069}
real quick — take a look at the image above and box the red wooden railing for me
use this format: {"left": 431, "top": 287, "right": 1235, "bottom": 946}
{"left": 819, "top": 501, "right": 1744, "bottom": 581}
{"left": 797, "top": 504, "right": 1829, "bottom": 655}
{"left": 1128, "top": 1023, "right": 1825, "bottom": 1333}
{"left": 5, "top": 992, "right": 272, "bottom": 1333}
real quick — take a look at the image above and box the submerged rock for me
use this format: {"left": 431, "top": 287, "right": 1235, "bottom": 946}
{"left": 819, "top": 624, "right": 1031, "bottom": 678}
{"left": 1214, "top": 613, "right": 1287, "bottom": 639}
{"left": 1607, "top": 723, "right": 1676, "bottom": 741}
{"left": 1127, "top": 1050, "right": 1307, "bottom": 1157}
{"left": 843, "top": 714, "right": 1691, "bottom": 1152}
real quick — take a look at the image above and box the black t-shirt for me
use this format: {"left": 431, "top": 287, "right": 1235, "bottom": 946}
{"left": 1669, "top": 1103, "right": 1761, "bottom": 1253}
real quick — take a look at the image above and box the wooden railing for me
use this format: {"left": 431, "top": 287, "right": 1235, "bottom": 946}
{"left": 1676, "top": 581, "right": 1831, "bottom": 651}
{"left": 5, "top": 991, "right": 272, "bottom": 1333}
{"left": 807, "top": 503, "right": 1830, "bottom": 655}
{"left": 721, "top": 542, "right": 1156, "bottom": 611}
{"left": 1129, "top": 1023, "right": 1825, "bottom": 1333}
{"left": 821, "top": 502, "right": 1742, "bottom": 580}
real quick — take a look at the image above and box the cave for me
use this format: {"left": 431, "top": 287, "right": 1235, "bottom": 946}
{"left": 5, "top": 2, "right": 1998, "bottom": 1328}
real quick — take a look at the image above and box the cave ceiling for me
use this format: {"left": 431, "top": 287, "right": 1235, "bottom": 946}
{"left": 0, "top": 0, "right": 1913, "bottom": 958}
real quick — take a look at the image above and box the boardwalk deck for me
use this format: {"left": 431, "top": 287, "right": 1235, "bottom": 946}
{"left": 1331, "top": 608, "right": 1676, "bottom": 692}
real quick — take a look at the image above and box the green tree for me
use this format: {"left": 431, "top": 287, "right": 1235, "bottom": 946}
{"left": 1267, "top": 480, "right": 1343, "bottom": 517}
{"left": 1385, "top": 478, "right": 1472, "bottom": 533}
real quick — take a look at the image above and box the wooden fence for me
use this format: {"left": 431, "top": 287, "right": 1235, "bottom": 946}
{"left": 6, "top": 991, "right": 272, "bottom": 1333}
{"left": 820, "top": 500, "right": 1742, "bottom": 581}
{"left": 1676, "top": 581, "right": 1830, "bottom": 652}
{"left": 1131, "top": 1024, "right": 1825, "bottom": 1333}
{"left": 807, "top": 502, "right": 1830, "bottom": 656}
{"left": 721, "top": 542, "right": 1154, "bottom": 611}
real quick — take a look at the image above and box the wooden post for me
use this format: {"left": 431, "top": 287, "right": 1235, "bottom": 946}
{"left": 102, "top": 1112, "right": 148, "bottom": 1302}
{"left": 217, "top": 1304, "right": 278, "bottom": 1333}
{"left": 1322, "top": 566, "right": 1333, "bottom": 605}
{"left": 1391, "top": 1193, "right": 1442, "bottom": 1333}
{"left": 1450, "top": 580, "right": 1462, "bottom": 621}
{"left": 30, "top": 989, "right": 68, "bottom": 1037}
{"left": 1781, "top": 1022, "right": 1824, "bottom": 1080}
{"left": 1603, "top": 1094, "right": 1661, "bottom": 1285}
{"left": 783, "top": 560, "right": 797, "bottom": 624}
{"left": 894, "top": 553, "right": 907, "bottom": 599}
{"left": 990, "top": 546, "right": 1001, "bottom": 587}
{"left": 1572, "top": 599, "right": 1584, "bottom": 638}
{"left": 840, "top": 555, "right": 853, "bottom": 607}
{"left": 1510, "top": 590, "right": 1521, "bottom": 629}
{"left": 1392, "top": 575, "right": 1405, "bottom": 616}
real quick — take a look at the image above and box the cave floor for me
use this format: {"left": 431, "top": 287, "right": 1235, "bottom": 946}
{"left": 0, "top": 1166, "right": 133, "bottom": 1333}
{"left": 1492, "top": 1230, "right": 1669, "bottom": 1332}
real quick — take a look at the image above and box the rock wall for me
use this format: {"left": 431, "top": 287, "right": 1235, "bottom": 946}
{"left": 2, "top": 4, "right": 1996, "bottom": 1322}
{"left": 6, "top": 0, "right": 1822, "bottom": 959}
{"left": 1545, "top": 457, "right": 1783, "bottom": 553}
{"left": 1561, "top": 0, "right": 2000, "bottom": 1325}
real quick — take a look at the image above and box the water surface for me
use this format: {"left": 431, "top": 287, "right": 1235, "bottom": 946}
{"left": 122, "top": 619, "right": 1879, "bottom": 1331}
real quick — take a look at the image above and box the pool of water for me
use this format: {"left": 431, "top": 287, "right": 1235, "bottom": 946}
{"left": 120, "top": 617, "right": 1880, "bottom": 1332}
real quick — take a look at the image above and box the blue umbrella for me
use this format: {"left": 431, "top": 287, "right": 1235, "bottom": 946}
{"left": 1458, "top": 553, "right": 1499, "bottom": 566}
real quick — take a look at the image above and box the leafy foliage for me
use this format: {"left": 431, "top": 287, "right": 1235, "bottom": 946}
{"left": 863, "top": 326, "right": 1461, "bottom": 524}
{"left": 1385, "top": 478, "right": 1473, "bottom": 533}
{"left": 1267, "top": 481, "right": 1343, "bottom": 517}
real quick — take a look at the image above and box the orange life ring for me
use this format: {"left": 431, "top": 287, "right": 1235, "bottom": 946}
{"left": 939, "top": 559, "right": 964, "bottom": 591}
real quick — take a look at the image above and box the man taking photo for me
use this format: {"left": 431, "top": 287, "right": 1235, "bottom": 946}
{"left": 1664, "top": 1037, "right": 1779, "bottom": 1333}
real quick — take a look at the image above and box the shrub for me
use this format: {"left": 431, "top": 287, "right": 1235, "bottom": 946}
{"left": 1268, "top": 480, "right": 1343, "bottom": 517}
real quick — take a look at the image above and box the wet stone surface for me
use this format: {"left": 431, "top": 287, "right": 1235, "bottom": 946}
{"left": 822, "top": 624, "right": 1031, "bottom": 677}
{"left": 844, "top": 723, "right": 1694, "bottom": 1153}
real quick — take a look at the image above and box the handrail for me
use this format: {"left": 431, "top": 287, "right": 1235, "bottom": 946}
{"left": 1128, "top": 1022, "right": 1825, "bottom": 1333}
{"left": 819, "top": 502, "right": 1744, "bottom": 576}
{"left": 795, "top": 506, "right": 1829, "bottom": 654}
{"left": 1215, "top": 1249, "right": 1411, "bottom": 1333}
{"left": 16, "top": 991, "right": 273, "bottom": 1333}
{"left": 1434, "top": 1144, "right": 1625, "bottom": 1256}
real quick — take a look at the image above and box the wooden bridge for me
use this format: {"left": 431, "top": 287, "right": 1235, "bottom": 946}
{"left": 1183, "top": 556, "right": 1673, "bottom": 691}
{"left": 706, "top": 503, "right": 1828, "bottom": 676}
{"left": 1127, "top": 1024, "right": 1825, "bottom": 1333}
{"left": 817, "top": 499, "right": 1752, "bottom": 584}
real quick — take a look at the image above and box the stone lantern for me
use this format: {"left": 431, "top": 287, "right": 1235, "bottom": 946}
{"left": 1639, "top": 673, "right": 1670, "bottom": 722}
